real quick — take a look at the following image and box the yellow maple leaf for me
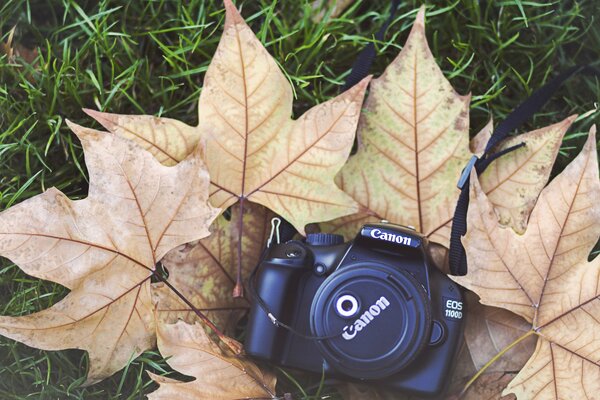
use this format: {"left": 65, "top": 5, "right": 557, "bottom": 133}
{"left": 323, "top": 7, "right": 574, "bottom": 246}
{"left": 453, "top": 127, "right": 600, "bottom": 399}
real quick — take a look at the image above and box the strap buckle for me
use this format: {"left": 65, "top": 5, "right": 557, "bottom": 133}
{"left": 457, "top": 155, "right": 479, "bottom": 190}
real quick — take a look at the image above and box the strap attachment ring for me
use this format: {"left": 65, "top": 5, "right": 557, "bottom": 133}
{"left": 457, "top": 155, "right": 479, "bottom": 190}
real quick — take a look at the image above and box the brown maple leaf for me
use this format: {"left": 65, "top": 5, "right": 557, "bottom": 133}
{"left": 153, "top": 202, "right": 273, "bottom": 331}
{"left": 452, "top": 127, "right": 600, "bottom": 399}
{"left": 447, "top": 372, "right": 517, "bottom": 400}
{"left": 321, "top": 7, "right": 574, "bottom": 244}
{"left": 83, "top": 0, "right": 369, "bottom": 295}
{"left": 148, "top": 319, "right": 276, "bottom": 399}
{"left": 448, "top": 292, "right": 536, "bottom": 397}
{"left": 0, "top": 122, "right": 219, "bottom": 384}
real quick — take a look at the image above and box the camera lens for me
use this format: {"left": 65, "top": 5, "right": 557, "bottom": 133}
{"left": 335, "top": 294, "right": 359, "bottom": 317}
{"left": 310, "top": 263, "right": 431, "bottom": 380}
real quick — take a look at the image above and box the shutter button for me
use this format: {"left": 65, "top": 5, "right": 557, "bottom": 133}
{"left": 429, "top": 321, "right": 446, "bottom": 346}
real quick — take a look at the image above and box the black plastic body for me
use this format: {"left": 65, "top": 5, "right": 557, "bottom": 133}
{"left": 245, "top": 223, "right": 464, "bottom": 397}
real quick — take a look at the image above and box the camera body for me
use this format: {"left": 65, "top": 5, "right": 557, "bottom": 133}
{"left": 245, "top": 223, "right": 464, "bottom": 397}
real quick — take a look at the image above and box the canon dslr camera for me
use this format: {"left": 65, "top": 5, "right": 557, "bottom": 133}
{"left": 245, "top": 222, "right": 464, "bottom": 397}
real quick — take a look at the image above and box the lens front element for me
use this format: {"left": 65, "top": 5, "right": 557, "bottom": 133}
{"left": 310, "top": 263, "right": 431, "bottom": 380}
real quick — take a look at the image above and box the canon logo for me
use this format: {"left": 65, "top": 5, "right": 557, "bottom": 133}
{"left": 342, "top": 296, "right": 391, "bottom": 341}
{"left": 370, "top": 228, "right": 412, "bottom": 246}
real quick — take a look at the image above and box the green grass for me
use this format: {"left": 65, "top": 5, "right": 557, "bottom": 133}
{"left": 0, "top": 0, "right": 598, "bottom": 398}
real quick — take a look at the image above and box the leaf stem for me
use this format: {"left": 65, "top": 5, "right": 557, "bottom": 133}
{"left": 233, "top": 196, "right": 245, "bottom": 298}
{"left": 460, "top": 330, "right": 537, "bottom": 397}
{"left": 152, "top": 268, "right": 241, "bottom": 353}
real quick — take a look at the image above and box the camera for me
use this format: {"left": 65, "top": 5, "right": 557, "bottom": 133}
{"left": 245, "top": 222, "right": 464, "bottom": 397}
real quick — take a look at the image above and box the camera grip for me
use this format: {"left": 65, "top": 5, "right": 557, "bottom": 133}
{"left": 245, "top": 258, "right": 305, "bottom": 361}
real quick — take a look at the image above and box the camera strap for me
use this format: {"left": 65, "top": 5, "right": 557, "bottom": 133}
{"left": 247, "top": 218, "right": 342, "bottom": 340}
{"left": 341, "top": 0, "right": 401, "bottom": 92}
{"left": 449, "top": 65, "right": 600, "bottom": 275}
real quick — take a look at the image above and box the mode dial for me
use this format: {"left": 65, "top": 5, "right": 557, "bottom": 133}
{"left": 306, "top": 233, "right": 344, "bottom": 246}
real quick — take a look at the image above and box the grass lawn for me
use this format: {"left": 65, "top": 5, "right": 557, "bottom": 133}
{"left": 0, "top": 0, "right": 599, "bottom": 398}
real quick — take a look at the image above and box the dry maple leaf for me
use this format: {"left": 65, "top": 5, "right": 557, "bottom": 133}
{"left": 148, "top": 319, "right": 276, "bottom": 400}
{"left": 153, "top": 202, "right": 273, "bottom": 331}
{"left": 321, "top": 7, "right": 574, "bottom": 244}
{"left": 337, "top": 383, "right": 405, "bottom": 400}
{"left": 470, "top": 117, "right": 494, "bottom": 156}
{"left": 83, "top": 0, "right": 369, "bottom": 295}
{"left": 452, "top": 127, "right": 600, "bottom": 399}
{"left": 448, "top": 292, "right": 536, "bottom": 396}
{"left": 84, "top": 0, "right": 368, "bottom": 235}
{"left": 0, "top": 122, "right": 219, "bottom": 384}
{"left": 447, "top": 372, "right": 517, "bottom": 400}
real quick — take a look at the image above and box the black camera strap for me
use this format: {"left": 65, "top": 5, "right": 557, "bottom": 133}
{"left": 341, "top": 0, "right": 401, "bottom": 92}
{"left": 449, "top": 65, "right": 600, "bottom": 276}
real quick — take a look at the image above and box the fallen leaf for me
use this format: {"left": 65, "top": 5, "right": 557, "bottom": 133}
{"left": 321, "top": 7, "right": 573, "bottom": 243}
{"left": 148, "top": 319, "right": 276, "bottom": 400}
{"left": 449, "top": 292, "right": 536, "bottom": 395}
{"left": 452, "top": 127, "right": 600, "bottom": 399}
{"left": 0, "top": 122, "right": 219, "bottom": 384}
{"left": 470, "top": 118, "right": 494, "bottom": 155}
{"left": 461, "top": 292, "right": 536, "bottom": 374}
{"left": 81, "top": 112, "right": 201, "bottom": 167}
{"left": 84, "top": 0, "right": 368, "bottom": 236}
{"left": 447, "top": 372, "right": 517, "bottom": 400}
{"left": 337, "top": 383, "right": 406, "bottom": 400}
{"left": 319, "top": 11, "right": 568, "bottom": 397}
{"left": 84, "top": 0, "right": 369, "bottom": 295}
{"left": 153, "top": 202, "right": 273, "bottom": 331}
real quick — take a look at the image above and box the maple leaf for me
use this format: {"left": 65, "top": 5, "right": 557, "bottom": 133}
{"left": 452, "top": 127, "right": 600, "bottom": 399}
{"left": 447, "top": 372, "right": 517, "bottom": 400}
{"left": 153, "top": 202, "right": 273, "bottom": 331}
{"left": 83, "top": 0, "right": 369, "bottom": 295}
{"left": 448, "top": 292, "right": 536, "bottom": 397}
{"left": 148, "top": 319, "right": 276, "bottom": 400}
{"left": 321, "top": 7, "right": 574, "bottom": 244}
{"left": 84, "top": 0, "right": 368, "bottom": 236}
{"left": 0, "top": 122, "right": 219, "bottom": 384}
